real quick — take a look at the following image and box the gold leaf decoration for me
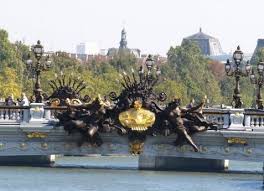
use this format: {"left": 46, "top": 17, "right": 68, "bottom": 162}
{"left": 129, "top": 140, "right": 144, "bottom": 155}
{"left": 119, "top": 100, "right": 155, "bottom": 131}
{"left": 227, "top": 137, "right": 247, "bottom": 145}
{"left": 27, "top": 132, "right": 48, "bottom": 139}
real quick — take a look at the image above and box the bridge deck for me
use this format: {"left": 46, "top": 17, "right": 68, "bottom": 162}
{"left": 0, "top": 123, "right": 263, "bottom": 162}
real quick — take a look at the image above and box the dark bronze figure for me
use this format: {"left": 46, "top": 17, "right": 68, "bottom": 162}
{"left": 156, "top": 98, "right": 217, "bottom": 152}
{"left": 56, "top": 96, "right": 112, "bottom": 146}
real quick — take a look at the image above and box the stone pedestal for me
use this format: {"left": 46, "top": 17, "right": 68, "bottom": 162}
{"left": 228, "top": 109, "right": 245, "bottom": 130}
{"left": 139, "top": 155, "right": 228, "bottom": 171}
{"left": 29, "top": 103, "right": 45, "bottom": 122}
{"left": 0, "top": 155, "right": 55, "bottom": 166}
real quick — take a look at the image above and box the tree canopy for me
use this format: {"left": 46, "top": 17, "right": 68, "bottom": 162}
{"left": 0, "top": 28, "right": 259, "bottom": 108}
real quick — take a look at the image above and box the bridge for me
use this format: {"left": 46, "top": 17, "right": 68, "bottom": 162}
{"left": 0, "top": 43, "right": 263, "bottom": 187}
{"left": 0, "top": 104, "right": 263, "bottom": 173}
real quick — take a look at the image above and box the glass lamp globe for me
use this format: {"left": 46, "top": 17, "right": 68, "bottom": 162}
{"left": 145, "top": 55, "right": 154, "bottom": 70}
{"left": 233, "top": 46, "right": 243, "bottom": 62}
{"left": 33, "top": 40, "right": 44, "bottom": 59}
{"left": 257, "top": 61, "right": 264, "bottom": 73}
{"left": 225, "top": 59, "right": 231, "bottom": 73}
{"left": 250, "top": 71, "right": 256, "bottom": 83}
{"left": 245, "top": 61, "right": 251, "bottom": 74}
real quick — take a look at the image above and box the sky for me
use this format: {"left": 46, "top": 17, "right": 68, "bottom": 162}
{"left": 0, "top": 0, "right": 264, "bottom": 56}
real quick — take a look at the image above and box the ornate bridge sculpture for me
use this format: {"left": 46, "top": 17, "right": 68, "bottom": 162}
{"left": 1, "top": 56, "right": 264, "bottom": 175}
{"left": 57, "top": 55, "right": 216, "bottom": 154}
{"left": 47, "top": 73, "right": 91, "bottom": 106}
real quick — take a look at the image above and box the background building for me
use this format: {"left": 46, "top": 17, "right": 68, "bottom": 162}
{"left": 76, "top": 43, "right": 86, "bottom": 55}
{"left": 182, "top": 28, "right": 224, "bottom": 57}
{"left": 107, "top": 28, "right": 141, "bottom": 58}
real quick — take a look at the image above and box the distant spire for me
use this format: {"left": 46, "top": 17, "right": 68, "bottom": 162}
{"left": 119, "top": 28, "right": 127, "bottom": 49}
{"left": 199, "top": 27, "right": 202, "bottom": 33}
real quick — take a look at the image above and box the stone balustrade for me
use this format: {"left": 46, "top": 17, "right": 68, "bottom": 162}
{"left": 203, "top": 108, "right": 230, "bottom": 129}
{"left": 0, "top": 104, "right": 263, "bottom": 132}
{"left": 244, "top": 109, "right": 264, "bottom": 130}
{"left": 44, "top": 106, "right": 67, "bottom": 120}
{"left": 0, "top": 106, "right": 30, "bottom": 123}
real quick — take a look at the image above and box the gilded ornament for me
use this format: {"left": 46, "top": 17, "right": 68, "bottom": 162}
{"left": 224, "top": 147, "right": 230, "bottom": 153}
{"left": 34, "top": 107, "right": 40, "bottom": 112}
{"left": 27, "top": 132, "right": 48, "bottom": 139}
{"left": 50, "top": 98, "right": 60, "bottom": 107}
{"left": 41, "top": 143, "right": 48, "bottom": 149}
{"left": 0, "top": 143, "right": 4, "bottom": 149}
{"left": 20, "top": 143, "right": 27, "bottom": 150}
{"left": 227, "top": 137, "right": 247, "bottom": 145}
{"left": 119, "top": 100, "right": 155, "bottom": 131}
{"left": 129, "top": 140, "right": 144, "bottom": 154}
{"left": 245, "top": 148, "right": 253, "bottom": 155}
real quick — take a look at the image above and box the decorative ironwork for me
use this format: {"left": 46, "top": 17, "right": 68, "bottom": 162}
{"left": 47, "top": 73, "right": 91, "bottom": 106}
{"left": 57, "top": 55, "right": 217, "bottom": 154}
{"left": 250, "top": 61, "right": 264, "bottom": 109}
{"left": 225, "top": 46, "right": 251, "bottom": 108}
{"left": 26, "top": 40, "right": 52, "bottom": 103}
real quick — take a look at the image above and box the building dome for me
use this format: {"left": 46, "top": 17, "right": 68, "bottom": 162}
{"left": 182, "top": 28, "right": 224, "bottom": 56}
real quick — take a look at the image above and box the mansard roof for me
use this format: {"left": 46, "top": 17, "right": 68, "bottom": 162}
{"left": 184, "top": 28, "right": 217, "bottom": 40}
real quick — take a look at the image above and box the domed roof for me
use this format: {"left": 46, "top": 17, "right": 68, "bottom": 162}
{"left": 182, "top": 28, "right": 224, "bottom": 56}
{"left": 184, "top": 28, "right": 216, "bottom": 40}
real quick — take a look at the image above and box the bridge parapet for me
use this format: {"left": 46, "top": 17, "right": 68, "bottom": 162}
{"left": 0, "top": 104, "right": 263, "bottom": 170}
{"left": 1, "top": 105, "right": 264, "bottom": 132}
{"left": 204, "top": 107, "right": 264, "bottom": 131}
{"left": 244, "top": 109, "right": 264, "bottom": 130}
{"left": 0, "top": 106, "right": 30, "bottom": 123}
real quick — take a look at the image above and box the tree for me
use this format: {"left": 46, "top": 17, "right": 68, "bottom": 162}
{"left": 0, "top": 67, "right": 21, "bottom": 98}
{"left": 167, "top": 40, "right": 222, "bottom": 105}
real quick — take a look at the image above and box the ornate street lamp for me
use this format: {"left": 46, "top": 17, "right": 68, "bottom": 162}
{"left": 26, "top": 40, "right": 51, "bottom": 103}
{"left": 225, "top": 46, "right": 251, "bottom": 108}
{"left": 250, "top": 61, "right": 264, "bottom": 109}
{"left": 145, "top": 55, "right": 155, "bottom": 71}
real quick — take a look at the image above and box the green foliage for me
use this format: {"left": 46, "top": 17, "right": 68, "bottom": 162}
{"left": 0, "top": 28, "right": 257, "bottom": 108}
{"left": 251, "top": 48, "right": 264, "bottom": 65}
{"left": 109, "top": 50, "right": 137, "bottom": 71}
{"left": 155, "top": 79, "right": 188, "bottom": 104}
{"left": 0, "top": 67, "right": 21, "bottom": 98}
{"left": 167, "top": 40, "right": 222, "bottom": 105}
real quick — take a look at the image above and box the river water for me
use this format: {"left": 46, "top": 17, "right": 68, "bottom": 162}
{"left": 0, "top": 156, "right": 262, "bottom": 191}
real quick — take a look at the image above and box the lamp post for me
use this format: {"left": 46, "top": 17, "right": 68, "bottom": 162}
{"left": 26, "top": 40, "right": 51, "bottom": 103}
{"left": 140, "top": 55, "right": 161, "bottom": 85}
{"left": 250, "top": 61, "right": 264, "bottom": 109}
{"left": 225, "top": 46, "right": 251, "bottom": 108}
